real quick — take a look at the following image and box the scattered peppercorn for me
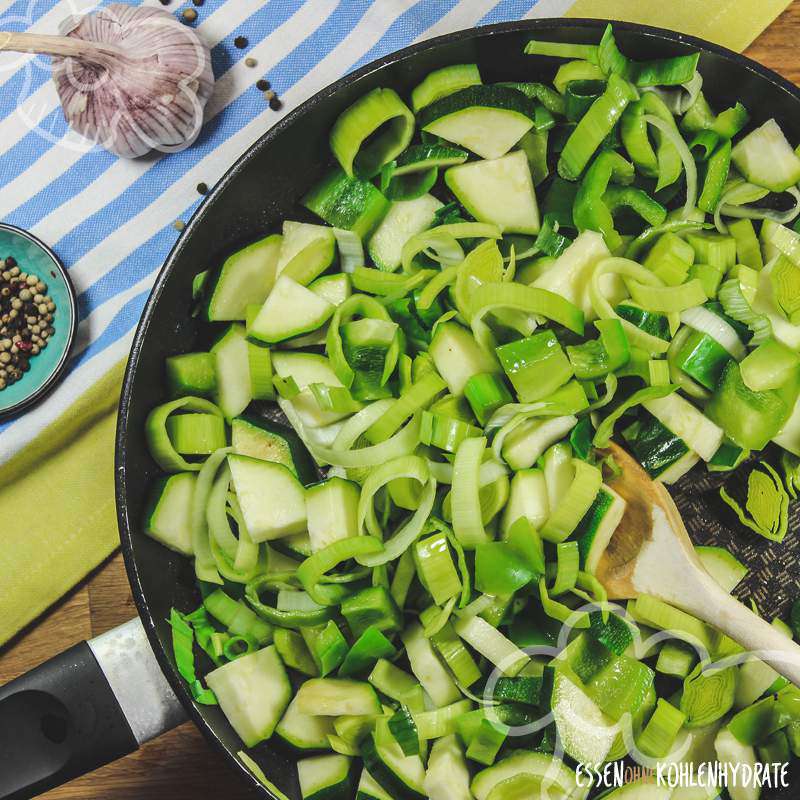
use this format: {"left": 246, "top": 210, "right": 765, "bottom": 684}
{"left": 159, "top": 0, "right": 170, "bottom": 5}
{"left": 256, "top": 78, "right": 270, "bottom": 91}
{"left": 234, "top": 36, "right": 248, "bottom": 49}
{"left": 0, "top": 257, "right": 56, "bottom": 390}
{"left": 182, "top": 7, "right": 198, "bottom": 22}
{"left": 192, "top": 0, "right": 204, "bottom": 5}
{"left": 245, "top": 57, "right": 257, "bottom": 68}
{"left": 173, "top": 220, "right": 186, "bottom": 232}
{"left": 197, "top": 182, "right": 209, "bottom": 195}
{"left": 269, "top": 94, "right": 282, "bottom": 111}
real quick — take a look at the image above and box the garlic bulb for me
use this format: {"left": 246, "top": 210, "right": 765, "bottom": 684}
{"left": 0, "top": 4, "right": 214, "bottom": 158}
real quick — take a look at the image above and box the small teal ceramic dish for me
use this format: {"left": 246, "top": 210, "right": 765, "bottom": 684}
{"left": 0, "top": 223, "right": 76, "bottom": 420}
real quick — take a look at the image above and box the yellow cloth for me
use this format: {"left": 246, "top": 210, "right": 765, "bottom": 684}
{"left": 0, "top": 1, "right": 791, "bottom": 647}
{"left": 566, "top": 0, "right": 790, "bottom": 52}
{"left": 0, "top": 360, "right": 124, "bottom": 645}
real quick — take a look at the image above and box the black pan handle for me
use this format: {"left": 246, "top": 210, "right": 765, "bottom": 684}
{"left": 0, "top": 618, "right": 187, "bottom": 800}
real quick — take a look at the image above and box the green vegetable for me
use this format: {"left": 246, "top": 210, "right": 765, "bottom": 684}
{"left": 719, "top": 461, "right": 789, "bottom": 542}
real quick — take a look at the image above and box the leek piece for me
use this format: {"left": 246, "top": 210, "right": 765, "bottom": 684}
{"left": 368, "top": 659, "right": 424, "bottom": 710}
{"left": 330, "top": 87, "right": 414, "bottom": 178}
{"left": 729, "top": 219, "right": 763, "bottom": 270}
{"left": 524, "top": 39, "right": 599, "bottom": 62}
{"left": 770, "top": 254, "right": 800, "bottom": 324}
{"left": 145, "top": 396, "right": 225, "bottom": 472}
{"left": 419, "top": 412, "right": 482, "bottom": 453}
{"left": 656, "top": 641, "right": 696, "bottom": 678}
{"left": 453, "top": 614, "right": 529, "bottom": 677}
{"left": 681, "top": 306, "right": 746, "bottom": 361}
{"left": 169, "top": 609, "right": 218, "bottom": 705}
{"left": 564, "top": 78, "right": 606, "bottom": 121}
{"left": 719, "top": 462, "right": 789, "bottom": 542}
{"left": 620, "top": 91, "right": 683, "bottom": 190}
{"left": 648, "top": 359, "right": 671, "bottom": 386}
{"left": 414, "top": 700, "right": 473, "bottom": 742}
{"left": 638, "top": 698, "right": 686, "bottom": 758}
{"left": 451, "top": 436, "right": 490, "bottom": 548}
{"left": 469, "top": 282, "right": 585, "bottom": 355}
{"left": 296, "top": 536, "right": 383, "bottom": 606}
{"left": 357, "top": 455, "right": 437, "bottom": 566}
{"left": 365, "top": 371, "right": 446, "bottom": 443}
{"left": 589, "top": 257, "right": 672, "bottom": 354}
{"left": 541, "top": 460, "right": 602, "bottom": 543}
{"left": 414, "top": 532, "right": 461, "bottom": 606}
{"left": 592, "top": 384, "right": 677, "bottom": 447}
{"left": 553, "top": 60, "right": 605, "bottom": 94}
{"left": 205, "top": 588, "right": 273, "bottom": 644}
{"left": 538, "top": 577, "right": 590, "bottom": 629}
{"left": 558, "top": 73, "right": 637, "bottom": 181}
{"left": 630, "top": 594, "right": 719, "bottom": 655}
{"left": 740, "top": 338, "right": 800, "bottom": 391}
{"left": 466, "top": 719, "right": 508, "bottom": 766}
{"left": 686, "top": 231, "right": 737, "bottom": 270}
{"left": 718, "top": 278, "right": 772, "bottom": 346}
{"left": 643, "top": 114, "right": 698, "bottom": 218}
{"left": 629, "top": 278, "right": 707, "bottom": 314}
{"left": 680, "top": 662, "right": 737, "bottom": 728}
{"left": 682, "top": 91, "right": 749, "bottom": 138}
{"left": 550, "top": 541, "right": 580, "bottom": 595}
{"left": 424, "top": 616, "right": 482, "bottom": 687}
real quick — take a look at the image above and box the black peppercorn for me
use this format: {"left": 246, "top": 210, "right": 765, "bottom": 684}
{"left": 234, "top": 36, "right": 248, "bottom": 49}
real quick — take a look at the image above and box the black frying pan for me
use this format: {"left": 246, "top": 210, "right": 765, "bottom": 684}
{"left": 2, "top": 18, "right": 799, "bottom": 800}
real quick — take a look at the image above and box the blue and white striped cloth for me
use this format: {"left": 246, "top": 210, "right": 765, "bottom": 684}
{"left": 0, "top": 0, "right": 574, "bottom": 462}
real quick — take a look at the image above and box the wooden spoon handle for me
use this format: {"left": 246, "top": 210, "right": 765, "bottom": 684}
{"left": 677, "top": 578, "right": 800, "bottom": 686}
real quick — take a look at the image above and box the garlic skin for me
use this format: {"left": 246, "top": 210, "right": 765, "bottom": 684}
{"left": 52, "top": 4, "right": 214, "bottom": 158}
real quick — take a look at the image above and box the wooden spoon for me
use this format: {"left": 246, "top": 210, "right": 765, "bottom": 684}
{"left": 596, "top": 441, "right": 800, "bottom": 686}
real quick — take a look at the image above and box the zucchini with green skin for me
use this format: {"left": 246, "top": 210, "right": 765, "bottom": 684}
{"left": 303, "top": 167, "right": 390, "bottom": 239}
{"left": 211, "top": 323, "right": 252, "bottom": 420}
{"left": 445, "top": 150, "right": 540, "bottom": 234}
{"left": 143, "top": 472, "right": 196, "bottom": 555}
{"left": 276, "top": 222, "right": 336, "bottom": 286}
{"left": 573, "top": 483, "right": 626, "bottom": 574}
{"left": 205, "top": 645, "right": 291, "bottom": 747}
{"left": 298, "top": 754, "right": 353, "bottom": 800}
{"left": 203, "top": 234, "right": 282, "bottom": 322}
{"left": 248, "top": 276, "right": 334, "bottom": 345}
{"left": 361, "top": 734, "right": 426, "bottom": 800}
{"left": 367, "top": 194, "right": 443, "bottom": 272}
{"left": 471, "top": 750, "right": 580, "bottom": 800}
{"left": 228, "top": 453, "right": 307, "bottom": 542}
{"left": 419, "top": 85, "right": 539, "bottom": 160}
{"left": 306, "top": 477, "right": 360, "bottom": 553}
{"left": 231, "top": 415, "right": 318, "bottom": 482}
{"left": 428, "top": 322, "right": 500, "bottom": 395}
{"left": 275, "top": 695, "right": 335, "bottom": 751}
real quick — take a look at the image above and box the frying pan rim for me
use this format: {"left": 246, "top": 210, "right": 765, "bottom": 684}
{"left": 115, "top": 16, "right": 800, "bottom": 798}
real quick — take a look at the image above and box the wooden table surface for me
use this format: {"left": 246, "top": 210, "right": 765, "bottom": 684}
{"left": 2, "top": 5, "right": 800, "bottom": 798}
